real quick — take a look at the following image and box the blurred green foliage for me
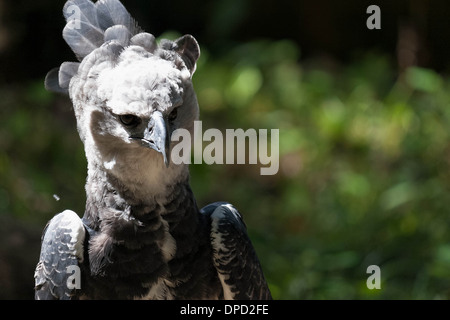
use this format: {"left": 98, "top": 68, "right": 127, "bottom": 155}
{"left": 1, "top": 38, "right": 450, "bottom": 299}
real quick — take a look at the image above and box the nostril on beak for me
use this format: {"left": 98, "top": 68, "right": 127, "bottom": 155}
{"left": 144, "top": 123, "right": 154, "bottom": 137}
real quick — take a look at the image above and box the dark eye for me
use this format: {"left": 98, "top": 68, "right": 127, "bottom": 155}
{"left": 119, "top": 114, "right": 140, "bottom": 127}
{"left": 168, "top": 108, "right": 178, "bottom": 122}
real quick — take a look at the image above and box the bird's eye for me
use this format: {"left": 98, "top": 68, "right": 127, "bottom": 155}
{"left": 119, "top": 114, "right": 140, "bottom": 127}
{"left": 168, "top": 108, "right": 178, "bottom": 122}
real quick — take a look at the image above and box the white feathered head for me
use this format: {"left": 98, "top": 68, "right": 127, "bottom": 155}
{"left": 46, "top": 0, "right": 201, "bottom": 185}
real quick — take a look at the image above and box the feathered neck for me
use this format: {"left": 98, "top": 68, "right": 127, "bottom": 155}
{"left": 82, "top": 159, "right": 193, "bottom": 228}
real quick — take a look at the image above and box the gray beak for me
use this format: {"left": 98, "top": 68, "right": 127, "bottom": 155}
{"left": 134, "top": 111, "right": 170, "bottom": 167}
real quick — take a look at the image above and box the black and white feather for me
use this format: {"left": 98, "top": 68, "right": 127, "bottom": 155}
{"left": 202, "top": 203, "right": 272, "bottom": 300}
{"left": 34, "top": 210, "right": 86, "bottom": 300}
{"left": 35, "top": 0, "right": 271, "bottom": 300}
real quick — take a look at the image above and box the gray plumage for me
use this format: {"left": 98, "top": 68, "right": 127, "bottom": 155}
{"left": 35, "top": 0, "right": 271, "bottom": 300}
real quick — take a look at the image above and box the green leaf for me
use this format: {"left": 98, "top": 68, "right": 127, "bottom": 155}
{"left": 405, "top": 67, "right": 443, "bottom": 92}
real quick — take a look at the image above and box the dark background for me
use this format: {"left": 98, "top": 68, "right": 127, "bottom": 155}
{"left": 2, "top": 0, "right": 450, "bottom": 84}
{"left": 1, "top": 0, "right": 450, "bottom": 299}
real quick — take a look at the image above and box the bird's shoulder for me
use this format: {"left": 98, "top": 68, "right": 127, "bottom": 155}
{"left": 34, "top": 210, "right": 86, "bottom": 300}
{"left": 200, "top": 202, "right": 272, "bottom": 300}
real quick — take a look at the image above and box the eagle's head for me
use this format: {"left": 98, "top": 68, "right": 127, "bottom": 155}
{"left": 47, "top": 34, "right": 200, "bottom": 198}
{"left": 45, "top": 0, "right": 201, "bottom": 198}
{"left": 76, "top": 36, "right": 200, "bottom": 194}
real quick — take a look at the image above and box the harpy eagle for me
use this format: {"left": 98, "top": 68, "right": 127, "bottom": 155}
{"left": 34, "top": 0, "right": 272, "bottom": 300}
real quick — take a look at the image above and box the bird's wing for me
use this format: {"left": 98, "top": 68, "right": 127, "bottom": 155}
{"left": 201, "top": 202, "right": 272, "bottom": 300}
{"left": 34, "top": 210, "right": 86, "bottom": 300}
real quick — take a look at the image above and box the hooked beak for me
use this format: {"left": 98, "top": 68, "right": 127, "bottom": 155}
{"left": 131, "top": 111, "right": 170, "bottom": 167}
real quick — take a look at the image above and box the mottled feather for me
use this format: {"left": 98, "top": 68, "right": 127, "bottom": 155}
{"left": 34, "top": 210, "right": 85, "bottom": 300}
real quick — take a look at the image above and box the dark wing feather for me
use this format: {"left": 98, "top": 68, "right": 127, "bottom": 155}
{"left": 34, "top": 210, "right": 86, "bottom": 300}
{"left": 201, "top": 202, "right": 272, "bottom": 300}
